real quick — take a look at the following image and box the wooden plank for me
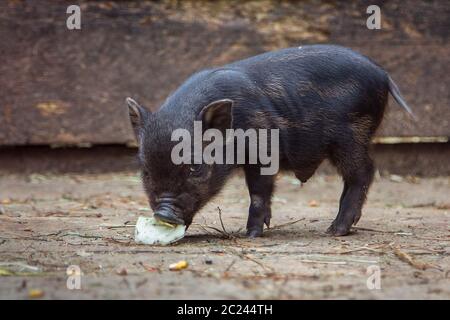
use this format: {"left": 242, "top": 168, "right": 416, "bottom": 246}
{"left": 0, "top": 0, "right": 448, "bottom": 146}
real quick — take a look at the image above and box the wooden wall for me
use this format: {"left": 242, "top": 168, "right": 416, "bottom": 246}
{"left": 0, "top": 0, "right": 448, "bottom": 146}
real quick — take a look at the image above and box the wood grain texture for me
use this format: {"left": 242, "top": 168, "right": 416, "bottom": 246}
{"left": 0, "top": 0, "right": 448, "bottom": 146}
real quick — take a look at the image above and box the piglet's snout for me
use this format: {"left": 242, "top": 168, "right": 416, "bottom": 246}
{"left": 153, "top": 194, "right": 185, "bottom": 225}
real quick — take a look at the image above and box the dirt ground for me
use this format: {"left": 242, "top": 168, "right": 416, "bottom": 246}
{"left": 0, "top": 171, "right": 449, "bottom": 299}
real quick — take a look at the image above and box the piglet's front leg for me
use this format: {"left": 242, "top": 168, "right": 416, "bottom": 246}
{"left": 244, "top": 166, "right": 275, "bottom": 238}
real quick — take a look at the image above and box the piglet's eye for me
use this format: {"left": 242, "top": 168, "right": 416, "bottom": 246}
{"left": 189, "top": 164, "right": 203, "bottom": 176}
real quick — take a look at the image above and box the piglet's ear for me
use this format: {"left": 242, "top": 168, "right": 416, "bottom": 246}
{"left": 126, "top": 97, "right": 150, "bottom": 140}
{"left": 197, "top": 99, "right": 233, "bottom": 132}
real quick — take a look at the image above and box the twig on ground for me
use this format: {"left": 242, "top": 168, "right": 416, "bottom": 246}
{"left": 403, "top": 201, "right": 436, "bottom": 208}
{"left": 138, "top": 262, "right": 161, "bottom": 272}
{"left": 102, "top": 224, "right": 135, "bottom": 229}
{"left": 0, "top": 262, "right": 41, "bottom": 272}
{"left": 36, "top": 230, "right": 67, "bottom": 237}
{"left": 329, "top": 246, "right": 384, "bottom": 255}
{"left": 217, "top": 207, "right": 229, "bottom": 235}
{"left": 194, "top": 223, "right": 216, "bottom": 236}
{"left": 224, "top": 260, "right": 237, "bottom": 273}
{"left": 296, "top": 259, "right": 347, "bottom": 265}
{"left": 0, "top": 236, "right": 51, "bottom": 242}
{"left": 104, "top": 237, "right": 132, "bottom": 244}
{"left": 351, "top": 226, "right": 402, "bottom": 234}
{"left": 266, "top": 218, "right": 306, "bottom": 231}
{"left": 192, "top": 207, "right": 236, "bottom": 239}
{"left": 404, "top": 245, "right": 446, "bottom": 254}
{"left": 352, "top": 227, "right": 450, "bottom": 242}
{"left": 192, "top": 224, "right": 235, "bottom": 239}
{"left": 413, "top": 236, "right": 450, "bottom": 241}
{"left": 227, "top": 248, "right": 274, "bottom": 273}
{"left": 391, "top": 245, "right": 443, "bottom": 271}
{"left": 59, "top": 232, "right": 103, "bottom": 239}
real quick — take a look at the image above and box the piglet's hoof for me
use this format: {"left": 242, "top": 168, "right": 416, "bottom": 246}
{"left": 246, "top": 228, "right": 263, "bottom": 238}
{"left": 326, "top": 222, "right": 351, "bottom": 236}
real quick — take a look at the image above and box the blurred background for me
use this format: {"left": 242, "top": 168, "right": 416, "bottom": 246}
{"left": 0, "top": 0, "right": 449, "bottom": 175}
